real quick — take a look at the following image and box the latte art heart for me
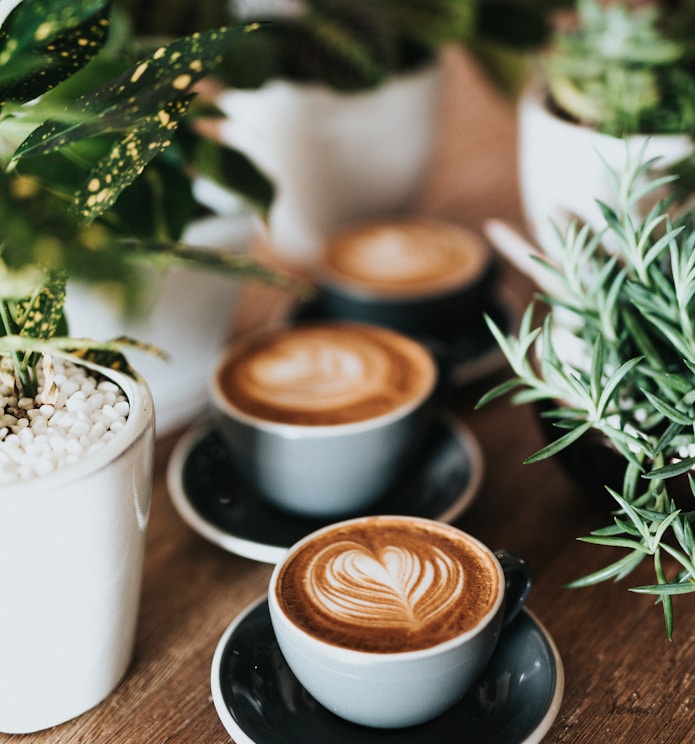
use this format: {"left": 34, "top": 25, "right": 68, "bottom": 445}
{"left": 306, "top": 542, "right": 465, "bottom": 630}
{"left": 276, "top": 518, "right": 500, "bottom": 653}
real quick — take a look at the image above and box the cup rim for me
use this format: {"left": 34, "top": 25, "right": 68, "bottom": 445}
{"left": 268, "top": 515, "right": 506, "bottom": 660}
{"left": 209, "top": 322, "right": 438, "bottom": 435}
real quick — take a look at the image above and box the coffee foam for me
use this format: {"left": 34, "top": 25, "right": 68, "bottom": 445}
{"left": 216, "top": 323, "right": 436, "bottom": 426}
{"left": 321, "top": 219, "right": 491, "bottom": 298}
{"left": 276, "top": 518, "right": 499, "bottom": 653}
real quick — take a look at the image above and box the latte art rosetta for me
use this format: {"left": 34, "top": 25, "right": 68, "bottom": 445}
{"left": 306, "top": 542, "right": 465, "bottom": 630}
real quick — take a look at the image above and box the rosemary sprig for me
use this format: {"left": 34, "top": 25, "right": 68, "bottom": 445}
{"left": 480, "top": 150, "right": 695, "bottom": 637}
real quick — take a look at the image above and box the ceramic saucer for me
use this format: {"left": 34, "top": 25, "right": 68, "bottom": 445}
{"left": 211, "top": 596, "right": 564, "bottom": 744}
{"left": 288, "top": 289, "right": 517, "bottom": 388}
{"left": 167, "top": 414, "right": 483, "bottom": 564}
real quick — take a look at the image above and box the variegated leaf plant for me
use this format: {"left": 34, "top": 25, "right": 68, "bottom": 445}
{"left": 0, "top": 0, "right": 297, "bottom": 399}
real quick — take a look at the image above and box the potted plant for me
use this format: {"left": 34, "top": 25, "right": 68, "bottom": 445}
{"left": 519, "top": 0, "right": 695, "bottom": 261}
{"left": 173, "top": 0, "right": 560, "bottom": 266}
{"left": 2, "top": 3, "right": 304, "bottom": 435}
{"left": 0, "top": 0, "right": 296, "bottom": 733}
{"left": 481, "top": 151, "right": 695, "bottom": 639}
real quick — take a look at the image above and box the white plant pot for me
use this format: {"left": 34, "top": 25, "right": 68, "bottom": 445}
{"left": 211, "top": 58, "right": 443, "bottom": 267}
{"left": 65, "top": 211, "right": 254, "bottom": 437}
{"left": 518, "top": 79, "right": 694, "bottom": 263}
{"left": 0, "top": 369, "right": 155, "bottom": 734}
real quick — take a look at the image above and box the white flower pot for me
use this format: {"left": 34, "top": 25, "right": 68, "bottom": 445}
{"left": 0, "top": 369, "right": 155, "bottom": 734}
{"left": 518, "top": 79, "right": 694, "bottom": 262}
{"left": 211, "top": 58, "right": 443, "bottom": 267}
{"left": 65, "top": 211, "right": 254, "bottom": 436}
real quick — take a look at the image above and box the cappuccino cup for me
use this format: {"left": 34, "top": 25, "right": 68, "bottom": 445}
{"left": 268, "top": 515, "right": 532, "bottom": 728}
{"left": 209, "top": 323, "right": 437, "bottom": 517}
{"left": 316, "top": 218, "right": 495, "bottom": 336}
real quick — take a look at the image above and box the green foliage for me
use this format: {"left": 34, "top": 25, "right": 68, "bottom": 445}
{"left": 545, "top": 0, "right": 695, "bottom": 135}
{"left": 479, "top": 151, "right": 695, "bottom": 637}
{"left": 220, "top": 0, "right": 558, "bottom": 93}
{"left": 0, "top": 0, "right": 295, "bottom": 398}
{"left": 0, "top": 0, "right": 111, "bottom": 101}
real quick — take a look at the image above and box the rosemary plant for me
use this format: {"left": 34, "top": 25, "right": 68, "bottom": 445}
{"left": 479, "top": 152, "right": 695, "bottom": 637}
{"left": 545, "top": 0, "right": 695, "bottom": 136}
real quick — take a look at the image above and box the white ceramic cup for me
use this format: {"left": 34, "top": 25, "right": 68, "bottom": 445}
{"left": 268, "top": 515, "right": 532, "bottom": 728}
{"left": 209, "top": 323, "right": 438, "bottom": 518}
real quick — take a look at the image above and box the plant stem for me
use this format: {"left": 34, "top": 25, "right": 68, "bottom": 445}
{"left": 0, "top": 299, "right": 28, "bottom": 395}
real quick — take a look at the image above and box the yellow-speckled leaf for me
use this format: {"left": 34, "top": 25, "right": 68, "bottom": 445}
{"left": 11, "top": 25, "right": 258, "bottom": 161}
{"left": 18, "top": 269, "right": 66, "bottom": 341}
{"left": 75, "top": 97, "right": 192, "bottom": 221}
{"left": 0, "top": 0, "right": 110, "bottom": 103}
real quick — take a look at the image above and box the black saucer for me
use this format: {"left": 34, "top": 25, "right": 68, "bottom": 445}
{"left": 211, "top": 597, "right": 564, "bottom": 744}
{"left": 167, "top": 414, "right": 483, "bottom": 564}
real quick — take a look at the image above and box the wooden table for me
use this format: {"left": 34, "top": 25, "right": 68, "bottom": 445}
{"left": 13, "top": 48, "right": 695, "bottom": 744}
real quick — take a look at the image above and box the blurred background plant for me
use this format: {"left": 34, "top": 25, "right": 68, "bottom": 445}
{"left": 543, "top": 0, "right": 695, "bottom": 135}
{"left": 119, "top": 0, "right": 568, "bottom": 96}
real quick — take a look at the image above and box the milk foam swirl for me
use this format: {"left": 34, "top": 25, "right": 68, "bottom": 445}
{"left": 337, "top": 230, "right": 461, "bottom": 285}
{"left": 277, "top": 518, "right": 500, "bottom": 652}
{"left": 243, "top": 335, "right": 385, "bottom": 412}
{"left": 220, "top": 324, "right": 435, "bottom": 426}
{"left": 324, "top": 219, "right": 490, "bottom": 296}
{"left": 305, "top": 541, "right": 465, "bottom": 630}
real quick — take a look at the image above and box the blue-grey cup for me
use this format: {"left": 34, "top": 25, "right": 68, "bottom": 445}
{"left": 209, "top": 322, "right": 438, "bottom": 518}
{"left": 268, "top": 515, "right": 532, "bottom": 728}
{"left": 316, "top": 218, "right": 496, "bottom": 336}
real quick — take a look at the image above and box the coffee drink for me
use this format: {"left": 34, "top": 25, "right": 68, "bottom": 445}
{"left": 215, "top": 322, "right": 437, "bottom": 427}
{"left": 269, "top": 516, "right": 530, "bottom": 727}
{"left": 210, "top": 325, "right": 437, "bottom": 518}
{"left": 275, "top": 516, "right": 499, "bottom": 653}
{"left": 321, "top": 218, "right": 492, "bottom": 299}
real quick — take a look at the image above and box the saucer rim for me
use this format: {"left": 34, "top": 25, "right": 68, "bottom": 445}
{"left": 210, "top": 595, "right": 565, "bottom": 744}
{"left": 166, "top": 413, "right": 484, "bottom": 565}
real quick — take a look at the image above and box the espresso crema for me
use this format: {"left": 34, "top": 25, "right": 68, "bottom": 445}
{"left": 216, "top": 323, "right": 436, "bottom": 426}
{"left": 276, "top": 517, "right": 499, "bottom": 653}
{"left": 322, "top": 219, "right": 491, "bottom": 298}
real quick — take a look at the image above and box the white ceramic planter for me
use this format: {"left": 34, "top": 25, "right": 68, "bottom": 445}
{"left": 211, "top": 58, "right": 443, "bottom": 267}
{"left": 0, "top": 369, "right": 155, "bottom": 734}
{"left": 65, "top": 210, "right": 254, "bottom": 436}
{"left": 518, "top": 79, "right": 694, "bottom": 263}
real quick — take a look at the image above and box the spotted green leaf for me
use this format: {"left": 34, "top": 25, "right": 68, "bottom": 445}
{"left": 10, "top": 24, "right": 260, "bottom": 221}
{"left": 11, "top": 25, "right": 259, "bottom": 162}
{"left": 18, "top": 269, "right": 66, "bottom": 341}
{"left": 0, "top": 0, "right": 110, "bottom": 103}
{"left": 74, "top": 96, "right": 193, "bottom": 221}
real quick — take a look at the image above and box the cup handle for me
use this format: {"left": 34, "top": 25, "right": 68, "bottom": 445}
{"left": 495, "top": 549, "right": 532, "bottom": 627}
